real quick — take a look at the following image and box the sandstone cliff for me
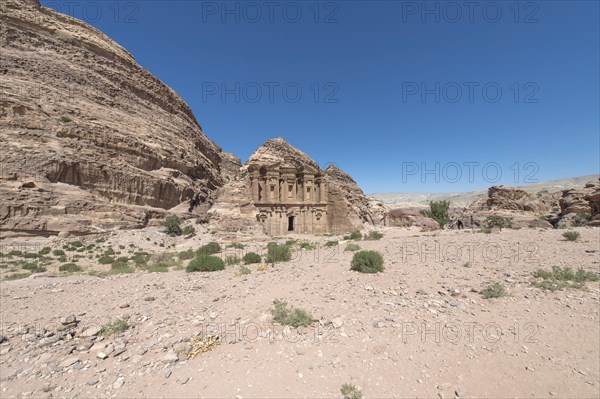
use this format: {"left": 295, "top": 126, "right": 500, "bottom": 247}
{"left": 0, "top": 0, "right": 238, "bottom": 236}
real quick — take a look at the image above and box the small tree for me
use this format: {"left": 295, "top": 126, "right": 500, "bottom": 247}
{"left": 162, "top": 215, "right": 182, "bottom": 236}
{"left": 420, "top": 200, "right": 450, "bottom": 228}
{"left": 486, "top": 215, "right": 513, "bottom": 229}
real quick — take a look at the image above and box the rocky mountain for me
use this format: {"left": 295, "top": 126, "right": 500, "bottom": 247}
{"left": 0, "top": 0, "right": 239, "bottom": 237}
{"left": 370, "top": 175, "right": 600, "bottom": 208}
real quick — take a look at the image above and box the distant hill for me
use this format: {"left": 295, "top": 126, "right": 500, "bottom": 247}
{"left": 369, "top": 175, "right": 600, "bottom": 208}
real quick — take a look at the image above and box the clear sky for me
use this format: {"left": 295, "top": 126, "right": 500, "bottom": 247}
{"left": 41, "top": 0, "right": 599, "bottom": 193}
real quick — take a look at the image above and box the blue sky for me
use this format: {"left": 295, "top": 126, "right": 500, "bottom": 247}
{"left": 41, "top": 0, "right": 599, "bottom": 193}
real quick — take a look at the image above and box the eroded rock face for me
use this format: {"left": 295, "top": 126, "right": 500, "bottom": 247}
{"left": 557, "top": 180, "right": 600, "bottom": 227}
{"left": 0, "top": 0, "right": 237, "bottom": 236}
{"left": 385, "top": 208, "right": 440, "bottom": 230}
{"left": 217, "top": 138, "right": 387, "bottom": 235}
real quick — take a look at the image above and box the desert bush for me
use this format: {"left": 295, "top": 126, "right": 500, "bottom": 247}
{"left": 486, "top": 215, "right": 513, "bottom": 229}
{"left": 532, "top": 266, "right": 598, "bottom": 291}
{"left": 99, "top": 255, "right": 115, "bottom": 264}
{"left": 182, "top": 225, "right": 195, "bottom": 236}
{"left": 109, "top": 262, "right": 134, "bottom": 274}
{"left": 299, "top": 242, "right": 316, "bottom": 250}
{"left": 239, "top": 265, "right": 251, "bottom": 275}
{"left": 59, "top": 116, "right": 71, "bottom": 123}
{"left": 345, "top": 243, "right": 361, "bottom": 252}
{"left": 186, "top": 255, "right": 225, "bottom": 272}
{"left": 227, "top": 242, "right": 245, "bottom": 249}
{"left": 7, "top": 250, "right": 23, "bottom": 257}
{"left": 243, "top": 252, "right": 261, "bottom": 264}
{"left": 4, "top": 273, "right": 30, "bottom": 281}
{"left": 341, "top": 383, "right": 363, "bottom": 399}
{"left": 177, "top": 249, "right": 195, "bottom": 260}
{"left": 562, "top": 231, "right": 580, "bottom": 242}
{"left": 52, "top": 249, "right": 65, "bottom": 256}
{"left": 285, "top": 239, "right": 298, "bottom": 246}
{"left": 480, "top": 227, "right": 492, "bottom": 234}
{"left": 99, "top": 319, "right": 129, "bottom": 336}
{"left": 349, "top": 230, "right": 362, "bottom": 240}
{"left": 104, "top": 248, "right": 115, "bottom": 256}
{"left": 573, "top": 213, "right": 591, "bottom": 227}
{"left": 324, "top": 240, "right": 338, "bottom": 247}
{"left": 363, "top": 231, "right": 384, "bottom": 241}
{"left": 197, "top": 242, "right": 222, "bottom": 255}
{"left": 271, "top": 301, "right": 312, "bottom": 328}
{"left": 59, "top": 263, "right": 82, "bottom": 273}
{"left": 22, "top": 262, "right": 46, "bottom": 273}
{"left": 225, "top": 255, "right": 240, "bottom": 266}
{"left": 350, "top": 250, "right": 384, "bottom": 273}
{"left": 162, "top": 215, "right": 182, "bottom": 236}
{"left": 132, "top": 252, "right": 151, "bottom": 266}
{"left": 421, "top": 200, "right": 450, "bottom": 228}
{"left": 266, "top": 243, "right": 292, "bottom": 263}
{"left": 38, "top": 247, "right": 51, "bottom": 255}
{"left": 481, "top": 282, "right": 507, "bottom": 299}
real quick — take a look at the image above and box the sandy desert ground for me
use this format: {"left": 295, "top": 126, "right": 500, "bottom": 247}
{"left": 0, "top": 226, "right": 599, "bottom": 398}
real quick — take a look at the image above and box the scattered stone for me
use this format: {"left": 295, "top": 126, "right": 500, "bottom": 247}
{"left": 163, "top": 368, "right": 172, "bottom": 379}
{"left": 81, "top": 326, "right": 100, "bottom": 337}
{"left": 97, "top": 352, "right": 108, "bottom": 360}
{"left": 119, "top": 303, "right": 130, "bottom": 308}
{"left": 178, "top": 377, "right": 190, "bottom": 385}
{"left": 0, "top": 335, "right": 6, "bottom": 344}
{"left": 526, "top": 366, "right": 535, "bottom": 372}
{"left": 144, "top": 296, "right": 155, "bottom": 302}
{"left": 331, "top": 317, "right": 344, "bottom": 329}
{"left": 437, "top": 383, "right": 451, "bottom": 390}
{"left": 86, "top": 377, "right": 99, "bottom": 386}
{"left": 113, "top": 377, "right": 125, "bottom": 389}
{"left": 163, "top": 350, "right": 179, "bottom": 363}
{"left": 59, "top": 356, "right": 79, "bottom": 368}
{"left": 60, "top": 315, "right": 77, "bottom": 325}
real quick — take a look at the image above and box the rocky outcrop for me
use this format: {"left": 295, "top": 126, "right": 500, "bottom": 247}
{"left": 385, "top": 208, "right": 440, "bottom": 230}
{"left": 556, "top": 180, "right": 600, "bottom": 227}
{"left": 0, "top": 0, "right": 236, "bottom": 236}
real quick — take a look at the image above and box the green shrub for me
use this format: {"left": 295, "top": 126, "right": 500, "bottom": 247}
{"left": 177, "top": 249, "right": 195, "bottom": 260}
{"left": 266, "top": 243, "right": 292, "bottom": 263}
{"left": 69, "top": 241, "right": 84, "bottom": 248}
{"left": 162, "top": 215, "right": 182, "bottom": 236}
{"left": 52, "top": 249, "right": 65, "bottom": 257}
{"left": 58, "top": 255, "right": 68, "bottom": 263}
{"left": 243, "top": 252, "right": 261, "bottom": 264}
{"left": 420, "top": 200, "right": 450, "bottom": 228}
{"left": 227, "top": 242, "right": 245, "bottom": 249}
{"left": 22, "top": 262, "right": 46, "bottom": 273}
{"left": 324, "top": 240, "right": 338, "bottom": 247}
{"left": 132, "top": 252, "right": 150, "bottom": 266}
{"left": 341, "top": 383, "right": 363, "bottom": 399}
{"left": 110, "top": 262, "right": 134, "bottom": 274}
{"left": 573, "top": 213, "right": 591, "bottom": 227}
{"left": 271, "top": 301, "right": 312, "bottom": 328}
{"left": 349, "top": 230, "right": 362, "bottom": 240}
{"left": 7, "top": 250, "right": 23, "bottom": 257}
{"left": 115, "top": 256, "right": 129, "bottom": 263}
{"left": 99, "top": 319, "right": 129, "bottom": 336}
{"left": 345, "top": 243, "right": 361, "bottom": 252}
{"left": 285, "top": 239, "right": 298, "bottom": 246}
{"left": 486, "top": 215, "right": 513, "bottom": 229}
{"left": 481, "top": 282, "right": 507, "bottom": 299}
{"left": 225, "top": 255, "right": 240, "bottom": 266}
{"left": 239, "top": 266, "right": 251, "bottom": 275}
{"left": 99, "top": 255, "right": 115, "bottom": 264}
{"left": 182, "top": 225, "right": 195, "bottom": 236}
{"left": 350, "top": 250, "right": 384, "bottom": 273}
{"left": 104, "top": 248, "right": 115, "bottom": 256}
{"left": 4, "top": 273, "right": 30, "bottom": 281}
{"left": 85, "top": 244, "right": 95, "bottom": 251}
{"left": 532, "top": 266, "right": 598, "bottom": 291}
{"left": 562, "top": 231, "right": 580, "bottom": 242}
{"left": 59, "top": 116, "right": 71, "bottom": 123}
{"left": 363, "top": 231, "right": 384, "bottom": 241}
{"left": 186, "top": 255, "right": 225, "bottom": 272}
{"left": 197, "top": 242, "right": 221, "bottom": 255}
{"left": 21, "top": 252, "right": 39, "bottom": 259}
{"left": 59, "top": 263, "right": 82, "bottom": 273}
{"left": 480, "top": 227, "right": 492, "bottom": 234}
{"left": 38, "top": 247, "right": 51, "bottom": 255}
{"left": 299, "top": 242, "right": 316, "bottom": 250}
